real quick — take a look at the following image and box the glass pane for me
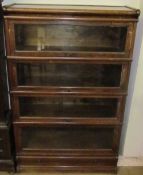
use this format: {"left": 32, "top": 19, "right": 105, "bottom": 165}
{"left": 17, "top": 63, "right": 122, "bottom": 87}
{"left": 22, "top": 127, "right": 114, "bottom": 149}
{"left": 19, "top": 97, "right": 118, "bottom": 118}
{"left": 15, "top": 23, "right": 127, "bottom": 52}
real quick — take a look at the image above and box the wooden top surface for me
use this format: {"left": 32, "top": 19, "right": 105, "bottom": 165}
{"left": 2, "top": 3, "right": 140, "bottom": 16}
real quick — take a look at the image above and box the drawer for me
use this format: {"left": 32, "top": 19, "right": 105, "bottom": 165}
{"left": 11, "top": 93, "right": 125, "bottom": 122}
{"left": 8, "top": 60, "right": 130, "bottom": 90}
{"left": 5, "top": 19, "right": 134, "bottom": 58}
{"left": 14, "top": 124, "right": 120, "bottom": 156}
{"left": 0, "top": 129, "right": 11, "bottom": 158}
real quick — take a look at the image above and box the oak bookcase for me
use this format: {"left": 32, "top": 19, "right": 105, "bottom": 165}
{"left": 2, "top": 3, "right": 140, "bottom": 172}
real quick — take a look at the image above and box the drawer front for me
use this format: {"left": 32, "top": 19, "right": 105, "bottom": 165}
{"left": 0, "top": 130, "right": 11, "bottom": 158}
{"left": 11, "top": 93, "right": 125, "bottom": 122}
{"left": 14, "top": 124, "right": 120, "bottom": 155}
{"left": 8, "top": 60, "right": 130, "bottom": 90}
{"left": 5, "top": 19, "right": 134, "bottom": 58}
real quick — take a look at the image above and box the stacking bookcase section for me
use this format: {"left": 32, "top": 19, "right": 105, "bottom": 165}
{"left": 10, "top": 91, "right": 126, "bottom": 124}
{"left": 5, "top": 19, "right": 135, "bottom": 58}
{"left": 3, "top": 4, "right": 140, "bottom": 173}
{"left": 14, "top": 124, "right": 120, "bottom": 154}
{"left": 8, "top": 59, "right": 130, "bottom": 91}
{"left": 13, "top": 123, "right": 120, "bottom": 172}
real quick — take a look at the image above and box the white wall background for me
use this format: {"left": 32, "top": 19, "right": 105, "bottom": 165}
{"left": 2, "top": 0, "right": 143, "bottom": 159}
{"left": 121, "top": 0, "right": 143, "bottom": 157}
{"left": 2, "top": 0, "right": 12, "bottom": 5}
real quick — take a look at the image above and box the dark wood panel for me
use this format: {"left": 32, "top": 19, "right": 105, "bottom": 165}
{"left": 0, "top": 123, "right": 15, "bottom": 171}
{"left": 0, "top": 126, "right": 11, "bottom": 159}
{"left": 0, "top": 0, "right": 5, "bottom": 121}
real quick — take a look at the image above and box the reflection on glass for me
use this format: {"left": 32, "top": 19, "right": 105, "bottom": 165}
{"left": 19, "top": 97, "right": 118, "bottom": 118}
{"left": 17, "top": 63, "right": 122, "bottom": 87}
{"left": 22, "top": 127, "right": 113, "bottom": 149}
{"left": 15, "top": 24, "right": 127, "bottom": 52}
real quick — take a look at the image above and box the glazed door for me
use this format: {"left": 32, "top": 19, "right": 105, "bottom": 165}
{"left": 8, "top": 60, "right": 130, "bottom": 91}
{"left": 11, "top": 92, "right": 125, "bottom": 123}
{"left": 14, "top": 124, "right": 120, "bottom": 156}
{"left": 6, "top": 19, "right": 134, "bottom": 58}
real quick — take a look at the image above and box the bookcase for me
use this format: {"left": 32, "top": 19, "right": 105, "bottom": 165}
{"left": 3, "top": 3, "right": 140, "bottom": 172}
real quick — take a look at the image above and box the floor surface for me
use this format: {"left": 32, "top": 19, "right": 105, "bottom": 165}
{"left": 0, "top": 167, "right": 143, "bottom": 175}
